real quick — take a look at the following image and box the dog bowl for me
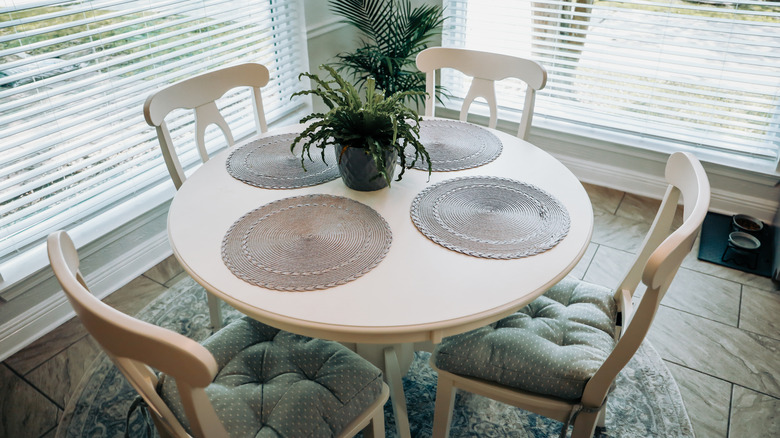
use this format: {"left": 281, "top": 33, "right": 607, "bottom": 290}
{"left": 728, "top": 231, "right": 761, "bottom": 251}
{"left": 732, "top": 214, "right": 763, "bottom": 234}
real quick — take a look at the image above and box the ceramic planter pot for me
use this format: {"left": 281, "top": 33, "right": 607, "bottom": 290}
{"left": 334, "top": 145, "right": 397, "bottom": 191}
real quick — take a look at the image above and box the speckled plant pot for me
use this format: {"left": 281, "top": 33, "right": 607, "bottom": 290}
{"left": 334, "top": 145, "right": 397, "bottom": 191}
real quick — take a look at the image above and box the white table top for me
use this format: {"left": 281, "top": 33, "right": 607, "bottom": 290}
{"left": 168, "top": 122, "right": 593, "bottom": 344}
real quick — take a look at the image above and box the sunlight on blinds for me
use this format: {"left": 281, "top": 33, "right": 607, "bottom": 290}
{"left": 0, "top": 0, "right": 307, "bottom": 293}
{"left": 443, "top": 0, "right": 780, "bottom": 163}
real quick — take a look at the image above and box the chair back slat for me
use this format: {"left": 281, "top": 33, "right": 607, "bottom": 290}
{"left": 195, "top": 101, "right": 235, "bottom": 162}
{"left": 416, "top": 47, "right": 547, "bottom": 140}
{"left": 143, "top": 63, "right": 270, "bottom": 189}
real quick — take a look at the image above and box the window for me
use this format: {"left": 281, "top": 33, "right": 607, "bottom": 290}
{"left": 442, "top": 0, "right": 780, "bottom": 168}
{"left": 0, "top": 0, "right": 308, "bottom": 295}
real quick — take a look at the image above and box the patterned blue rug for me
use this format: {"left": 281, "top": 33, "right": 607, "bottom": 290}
{"left": 57, "top": 277, "right": 693, "bottom": 437}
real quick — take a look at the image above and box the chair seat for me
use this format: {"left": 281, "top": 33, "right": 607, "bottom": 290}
{"left": 433, "top": 276, "right": 617, "bottom": 400}
{"left": 160, "top": 316, "right": 384, "bottom": 437}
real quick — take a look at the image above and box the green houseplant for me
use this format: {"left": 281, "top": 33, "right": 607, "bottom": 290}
{"left": 329, "top": 0, "right": 445, "bottom": 106}
{"left": 291, "top": 65, "right": 431, "bottom": 191}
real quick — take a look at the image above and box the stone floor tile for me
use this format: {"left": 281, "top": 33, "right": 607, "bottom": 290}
{"left": 41, "top": 425, "right": 57, "bottom": 438}
{"left": 569, "top": 243, "right": 598, "bottom": 280}
{"left": 25, "top": 336, "right": 101, "bottom": 408}
{"left": 740, "top": 285, "right": 780, "bottom": 341}
{"left": 585, "top": 253, "right": 739, "bottom": 326}
{"left": 103, "top": 275, "right": 168, "bottom": 317}
{"left": 582, "top": 182, "right": 623, "bottom": 215}
{"left": 591, "top": 209, "right": 650, "bottom": 254}
{"left": 660, "top": 268, "right": 741, "bottom": 327}
{"left": 582, "top": 245, "right": 634, "bottom": 289}
{"left": 143, "top": 254, "right": 184, "bottom": 285}
{"left": 0, "top": 364, "right": 60, "bottom": 438}
{"left": 5, "top": 272, "right": 167, "bottom": 376}
{"left": 4, "top": 317, "right": 87, "bottom": 376}
{"left": 648, "top": 306, "right": 780, "bottom": 398}
{"left": 164, "top": 270, "right": 191, "bottom": 288}
{"left": 665, "top": 361, "right": 731, "bottom": 438}
{"left": 615, "top": 193, "right": 661, "bottom": 224}
{"left": 729, "top": 385, "right": 780, "bottom": 438}
{"left": 615, "top": 193, "right": 684, "bottom": 228}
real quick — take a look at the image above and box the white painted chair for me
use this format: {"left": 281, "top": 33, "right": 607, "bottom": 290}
{"left": 144, "top": 63, "right": 270, "bottom": 330}
{"left": 430, "top": 152, "right": 710, "bottom": 438}
{"left": 415, "top": 47, "right": 547, "bottom": 140}
{"left": 144, "top": 63, "right": 269, "bottom": 189}
{"left": 48, "top": 230, "right": 389, "bottom": 438}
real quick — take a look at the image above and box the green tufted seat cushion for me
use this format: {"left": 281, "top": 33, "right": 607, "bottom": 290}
{"left": 159, "top": 316, "right": 384, "bottom": 437}
{"left": 433, "top": 276, "right": 618, "bottom": 400}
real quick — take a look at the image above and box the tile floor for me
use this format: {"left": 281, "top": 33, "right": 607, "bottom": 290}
{"left": 1, "top": 183, "right": 778, "bottom": 437}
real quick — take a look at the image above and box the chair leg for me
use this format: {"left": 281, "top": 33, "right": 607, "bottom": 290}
{"left": 207, "top": 294, "right": 223, "bottom": 331}
{"left": 597, "top": 404, "right": 606, "bottom": 428}
{"left": 432, "top": 373, "right": 457, "bottom": 438}
{"left": 363, "top": 407, "right": 385, "bottom": 438}
{"left": 570, "top": 408, "right": 600, "bottom": 438}
{"left": 383, "top": 347, "right": 411, "bottom": 438}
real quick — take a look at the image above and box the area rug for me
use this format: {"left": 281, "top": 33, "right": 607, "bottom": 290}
{"left": 57, "top": 277, "right": 694, "bottom": 437}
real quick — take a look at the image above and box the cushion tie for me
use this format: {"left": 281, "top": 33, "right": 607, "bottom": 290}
{"left": 125, "top": 395, "right": 154, "bottom": 438}
{"left": 559, "top": 399, "right": 606, "bottom": 438}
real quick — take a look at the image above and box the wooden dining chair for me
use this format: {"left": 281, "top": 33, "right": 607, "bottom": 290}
{"left": 430, "top": 151, "right": 710, "bottom": 438}
{"left": 143, "top": 62, "right": 269, "bottom": 330}
{"left": 415, "top": 47, "right": 547, "bottom": 140}
{"left": 48, "top": 230, "right": 389, "bottom": 438}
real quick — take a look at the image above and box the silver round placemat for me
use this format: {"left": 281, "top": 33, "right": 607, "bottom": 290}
{"left": 411, "top": 176, "right": 570, "bottom": 259}
{"left": 226, "top": 133, "right": 339, "bottom": 189}
{"left": 222, "top": 194, "right": 392, "bottom": 291}
{"left": 407, "top": 120, "right": 503, "bottom": 171}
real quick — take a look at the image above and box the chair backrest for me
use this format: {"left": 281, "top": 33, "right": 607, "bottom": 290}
{"left": 143, "top": 63, "right": 270, "bottom": 189}
{"left": 582, "top": 151, "right": 710, "bottom": 408}
{"left": 415, "top": 47, "right": 547, "bottom": 140}
{"left": 47, "top": 231, "right": 227, "bottom": 437}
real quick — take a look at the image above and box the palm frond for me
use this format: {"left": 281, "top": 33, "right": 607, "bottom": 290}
{"left": 329, "top": 0, "right": 445, "bottom": 104}
{"left": 329, "top": 0, "right": 393, "bottom": 48}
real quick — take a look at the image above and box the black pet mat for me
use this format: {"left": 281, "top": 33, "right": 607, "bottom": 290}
{"left": 697, "top": 212, "right": 774, "bottom": 277}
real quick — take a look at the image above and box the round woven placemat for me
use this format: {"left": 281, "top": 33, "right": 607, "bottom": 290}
{"left": 226, "top": 133, "right": 339, "bottom": 189}
{"left": 411, "top": 176, "right": 570, "bottom": 259}
{"left": 406, "top": 120, "right": 503, "bottom": 171}
{"left": 222, "top": 194, "right": 392, "bottom": 291}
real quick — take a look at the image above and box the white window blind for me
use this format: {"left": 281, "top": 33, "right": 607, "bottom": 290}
{"left": 442, "top": 0, "right": 780, "bottom": 165}
{"left": 0, "top": 0, "right": 308, "bottom": 295}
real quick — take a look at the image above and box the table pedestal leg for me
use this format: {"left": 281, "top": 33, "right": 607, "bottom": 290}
{"left": 206, "top": 294, "right": 223, "bottom": 331}
{"left": 355, "top": 343, "right": 414, "bottom": 438}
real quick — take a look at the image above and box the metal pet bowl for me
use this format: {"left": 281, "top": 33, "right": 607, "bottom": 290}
{"left": 728, "top": 231, "right": 761, "bottom": 251}
{"left": 732, "top": 214, "right": 763, "bottom": 234}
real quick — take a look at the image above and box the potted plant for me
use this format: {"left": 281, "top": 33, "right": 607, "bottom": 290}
{"left": 291, "top": 65, "right": 431, "bottom": 191}
{"left": 328, "top": 0, "right": 446, "bottom": 107}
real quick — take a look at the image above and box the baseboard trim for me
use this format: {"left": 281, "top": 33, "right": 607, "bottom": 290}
{"left": 0, "top": 223, "right": 172, "bottom": 362}
{"left": 555, "top": 151, "right": 779, "bottom": 222}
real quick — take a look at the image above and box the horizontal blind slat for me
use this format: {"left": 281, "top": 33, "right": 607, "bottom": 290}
{"left": 0, "top": 0, "right": 307, "bottom": 269}
{"left": 442, "top": 0, "right": 780, "bottom": 162}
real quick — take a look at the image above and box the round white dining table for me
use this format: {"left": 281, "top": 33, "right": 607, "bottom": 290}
{"left": 167, "top": 121, "right": 593, "bottom": 438}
